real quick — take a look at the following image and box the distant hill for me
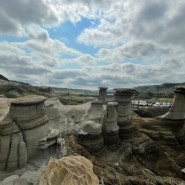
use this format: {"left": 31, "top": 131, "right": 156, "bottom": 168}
{"left": 134, "top": 82, "right": 185, "bottom": 93}
{"left": 52, "top": 87, "right": 97, "bottom": 94}
{"left": 0, "top": 74, "right": 96, "bottom": 98}
{"left": 0, "top": 74, "right": 8, "bottom": 81}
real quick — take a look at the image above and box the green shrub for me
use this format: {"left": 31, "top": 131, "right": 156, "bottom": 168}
{"left": 5, "top": 93, "right": 17, "bottom": 98}
{"left": 0, "top": 85, "right": 23, "bottom": 94}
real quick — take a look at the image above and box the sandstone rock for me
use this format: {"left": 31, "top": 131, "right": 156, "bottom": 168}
{"left": 45, "top": 97, "right": 67, "bottom": 129}
{"left": 39, "top": 156, "right": 99, "bottom": 185}
{"left": 56, "top": 137, "right": 67, "bottom": 157}
{"left": 0, "top": 114, "right": 27, "bottom": 171}
{"left": 0, "top": 175, "right": 30, "bottom": 185}
{"left": 20, "top": 170, "right": 43, "bottom": 185}
{"left": 47, "top": 128, "right": 60, "bottom": 139}
{"left": 78, "top": 101, "right": 105, "bottom": 152}
{"left": 0, "top": 95, "right": 50, "bottom": 172}
{"left": 113, "top": 88, "right": 139, "bottom": 140}
{"left": 36, "top": 129, "right": 60, "bottom": 149}
{"left": 83, "top": 120, "right": 102, "bottom": 134}
{"left": 9, "top": 95, "right": 49, "bottom": 158}
{"left": 161, "top": 86, "right": 185, "bottom": 119}
{"left": 103, "top": 102, "right": 120, "bottom": 145}
{"left": 103, "top": 102, "right": 119, "bottom": 132}
{"left": 87, "top": 100, "right": 105, "bottom": 122}
{"left": 98, "top": 87, "right": 108, "bottom": 104}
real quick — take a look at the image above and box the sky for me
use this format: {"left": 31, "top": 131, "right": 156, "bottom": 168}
{"left": 0, "top": 0, "right": 185, "bottom": 90}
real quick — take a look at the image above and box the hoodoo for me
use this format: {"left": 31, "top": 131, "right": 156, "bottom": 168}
{"left": 113, "top": 88, "right": 139, "bottom": 140}
{"left": 103, "top": 102, "right": 120, "bottom": 145}
{"left": 98, "top": 87, "right": 108, "bottom": 104}
{"left": 162, "top": 86, "right": 185, "bottom": 119}
{"left": 78, "top": 101, "right": 105, "bottom": 152}
{"left": 10, "top": 95, "right": 49, "bottom": 158}
{"left": 160, "top": 86, "right": 185, "bottom": 149}
{"left": 0, "top": 95, "right": 49, "bottom": 171}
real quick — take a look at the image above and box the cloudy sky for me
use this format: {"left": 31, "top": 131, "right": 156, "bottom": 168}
{"left": 0, "top": 0, "right": 185, "bottom": 90}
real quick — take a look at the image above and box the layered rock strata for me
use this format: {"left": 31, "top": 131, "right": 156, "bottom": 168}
{"left": 0, "top": 114, "right": 27, "bottom": 172}
{"left": 162, "top": 86, "right": 185, "bottom": 120}
{"left": 9, "top": 95, "right": 49, "bottom": 158}
{"left": 78, "top": 101, "right": 105, "bottom": 152}
{"left": 113, "top": 88, "right": 139, "bottom": 140}
{"left": 0, "top": 95, "right": 49, "bottom": 172}
{"left": 36, "top": 129, "right": 60, "bottom": 149}
{"left": 160, "top": 86, "right": 185, "bottom": 150}
{"left": 135, "top": 87, "right": 185, "bottom": 168}
{"left": 98, "top": 87, "right": 108, "bottom": 104}
{"left": 103, "top": 102, "right": 120, "bottom": 145}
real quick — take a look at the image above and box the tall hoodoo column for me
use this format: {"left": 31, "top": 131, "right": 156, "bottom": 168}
{"left": 113, "top": 88, "right": 138, "bottom": 140}
{"left": 162, "top": 86, "right": 185, "bottom": 120}
{"left": 10, "top": 95, "right": 49, "bottom": 158}
{"left": 78, "top": 101, "right": 105, "bottom": 152}
{"left": 98, "top": 87, "right": 108, "bottom": 104}
{"left": 161, "top": 86, "right": 185, "bottom": 148}
{"left": 103, "top": 102, "right": 120, "bottom": 145}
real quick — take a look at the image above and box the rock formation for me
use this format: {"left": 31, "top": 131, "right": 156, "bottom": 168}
{"left": 135, "top": 86, "right": 185, "bottom": 171}
{"left": 0, "top": 114, "right": 27, "bottom": 172}
{"left": 78, "top": 101, "right": 105, "bottom": 152}
{"left": 39, "top": 155, "right": 99, "bottom": 185}
{"left": 113, "top": 88, "right": 139, "bottom": 140}
{"left": 9, "top": 95, "right": 49, "bottom": 158}
{"left": 98, "top": 87, "right": 108, "bottom": 104}
{"left": 0, "top": 95, "right": 49, "bottom": 172}
{"left": 103, "top": 102, "right": 120, "bottom": 146}
{"left": 162, "top": 86, "right": 185, "bottom": 119}
{"left": 36, "top": 128, "right": 60, "bottom": 149}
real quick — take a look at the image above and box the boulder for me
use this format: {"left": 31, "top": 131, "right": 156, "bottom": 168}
{"left": 0, "top": 175, "right": 30, "bottom": 185}
{"left": 39, "top": 156, "right": 99, "bottom": 185}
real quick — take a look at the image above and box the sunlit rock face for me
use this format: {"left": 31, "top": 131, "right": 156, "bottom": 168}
{"left": 39, "top": 156, "right": 99, "bottom": 185}
{"left": 113, "top": 88, "right": 139, "bottom": 140}
{"left": 98, "top": 87, "right": 108, "bottom": 104}
{"left": 78, "top": 101, "right": 105, "bottom": 152}
{"left": 103, "top": 102, "right": 120, "bottom": 146}
{"left": 9, "top": 95, "right": 49, "bottom": 158}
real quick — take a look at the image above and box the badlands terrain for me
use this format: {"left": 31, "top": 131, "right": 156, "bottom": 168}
{"left": 1, "top": 76, "right": 185, "bottom": 185}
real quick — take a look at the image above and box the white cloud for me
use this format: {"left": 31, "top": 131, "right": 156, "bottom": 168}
{"left": 1, "top": 0, "right": 185, "bottom": 89}
{"left": 0, "top": 0, "right": 59, "bottom": 35}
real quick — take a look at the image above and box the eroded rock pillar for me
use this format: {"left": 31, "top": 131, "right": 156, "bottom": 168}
{"left": 161, "top": 86, "right": 185, "bottom": 148}
{"left": 78, "top": 101, "right": 105, "bottom": 152}
{"left": 10, "top": 95, "right": 49, "bottom": 159}
{"left": 98, "top": 87, "right": 108, "bottom": 104}
{"left": 162, "top": 86, "right": 185, "bottom": 120}
{"left": 113, "top": 88, "right": 138, "bottom": 140}
{"left": 103, "top": 102, "right": 120, "bottom": 146}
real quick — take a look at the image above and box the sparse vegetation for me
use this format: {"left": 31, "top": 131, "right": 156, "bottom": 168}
{"left": 58, "top": 92, "right": 97, "bottom": 105}
{"left": 0, "top": 85, "right": 23, "bottom": 98}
